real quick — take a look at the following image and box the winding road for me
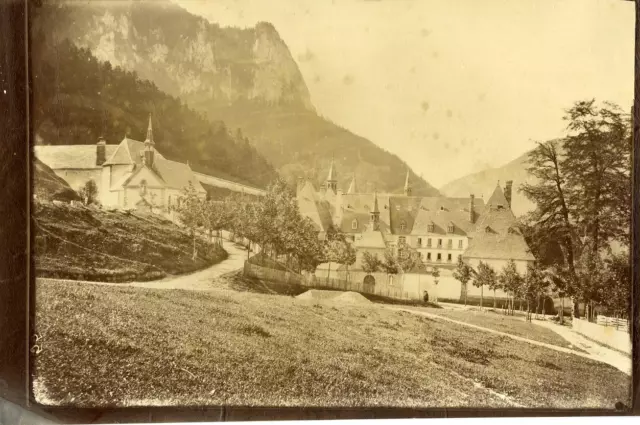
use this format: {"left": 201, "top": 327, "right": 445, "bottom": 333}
{"left": 37, "top": 239, "right": 248, "bottom": 291}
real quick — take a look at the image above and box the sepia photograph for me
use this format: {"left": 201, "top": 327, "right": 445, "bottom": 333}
{"left": 29, "top": 0, "right": 634, "bottom": 411}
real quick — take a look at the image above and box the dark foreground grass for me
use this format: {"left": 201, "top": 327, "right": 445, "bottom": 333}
{"left": 419, "top": 308, "right": 582, "bottom": 351}
{"left": 34, "top": 281, "right": 630, "bottom": 408}
{"left": 33, "top": 202, "right": 227, "bottom": 282}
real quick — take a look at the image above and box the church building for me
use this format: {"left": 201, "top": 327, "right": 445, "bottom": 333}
{"left": 35, "top": 116, "right": 206, "bottom": 215}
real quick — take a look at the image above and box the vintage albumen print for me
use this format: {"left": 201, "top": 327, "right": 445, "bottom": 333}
{"left": 30, "top": 0, "right": 633, "bottom": 409}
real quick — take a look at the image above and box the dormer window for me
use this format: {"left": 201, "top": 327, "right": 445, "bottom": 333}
{"left": 440, "top": 206, "right": 445, "bottom": 211}
{"left": 400, "top": 221, "right": 406, "bottom": 231}
{"left": 427, "top": 223, "right": 435, "bottom": 233}
{"left": 351, "top": 219, "right": 358, "bottom": 230}
{"left": 447, "top": 222, "right": 454, "bottom": 233}
{"left": 485, "top": 226, "right": 492, "bottom": 233}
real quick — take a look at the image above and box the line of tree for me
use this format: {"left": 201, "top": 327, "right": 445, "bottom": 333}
{"left": 519, "top": 99, "right": 632, "bottom": 321}
{"left": 174, "top": 178, "right": 360, "bottom": 275}
{"left": 453, "top": 258, "right": 555, "bottom": 322}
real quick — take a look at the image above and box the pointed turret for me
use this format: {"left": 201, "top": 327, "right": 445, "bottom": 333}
{"left": 143, "top": 114, "right": 155, "bottom": 167}
{"left": 326, "top": 157, "right": 338, "bottom": 193}
{"left": 486, "top": 181, "right": 510, "bottom": 210}
{"left": 369, "top": 191, "right": 380, "bottom": 231}
{"left": 404, "top": 169, "right": 412, "bottom": 196}
{"left": 144, "top": 114, "right": 154, "bottom": 145}
{"left": 347, "top": 175, "right": 358, "bottom": 194}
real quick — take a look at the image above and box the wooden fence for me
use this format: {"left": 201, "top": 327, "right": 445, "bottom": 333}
{"left": 596, "top": 315, "right": 629, "bottom": 332}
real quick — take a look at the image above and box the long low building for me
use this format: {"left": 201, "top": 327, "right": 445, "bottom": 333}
{"left": 34, "top": 117, "right": 265, "bottom": 213}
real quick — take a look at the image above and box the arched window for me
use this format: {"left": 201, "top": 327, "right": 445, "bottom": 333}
{"left": 351, "top": 219, "right": 358, "bottom": 230}
{"left": 139, "top": 179, "right": 147, "bottom": 196}
{"left": 447, "top": 222, "right": 455, "bottom": 233}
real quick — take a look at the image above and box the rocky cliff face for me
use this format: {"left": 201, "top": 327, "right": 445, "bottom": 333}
{"left": 34, "top": 0, "right": 440, "bottom": 196}
{"left": 45, "top": 0, "right": 314, "bottom": 111}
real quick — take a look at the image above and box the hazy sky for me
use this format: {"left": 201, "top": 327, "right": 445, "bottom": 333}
{"left": 175, "top": 0, "right": 634, "bottom": 187}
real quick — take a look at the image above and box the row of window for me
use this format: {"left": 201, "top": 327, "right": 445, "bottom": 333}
{"left": 351, "top": 219, "right": 456, "bottom": 234}
{"left": 421, "top": 252, "right": 461, "bottom": 263}
{"left": 399, "top": 236, "right": 463, "bottom": 249}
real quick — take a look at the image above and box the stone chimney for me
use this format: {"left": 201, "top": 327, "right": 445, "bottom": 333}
{"left": 469, "top": 194, "right": 475, "bottom": 223}
{"left": 96, "top": 137, "right": 107, "bottom": 166}
{"left": 504, "top": 180, "right": 513, "bottom": 208}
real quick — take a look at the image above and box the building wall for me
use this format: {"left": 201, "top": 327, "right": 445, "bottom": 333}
{"left": 466, "top": 257, "right": 532, "bottom": 276}
{"left": 353, "top": 246, "right": 386, "bottom": 269}
{"left": 194, "top": 171, "right": 266, "bottom": 197}
{"left": 51, "top": 168, "right": 101, "bottom": 193}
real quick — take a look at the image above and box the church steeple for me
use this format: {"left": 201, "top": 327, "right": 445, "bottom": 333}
{"left": 144, "top": 114, "right": 154, "bottom": 146}
{"left": 326, "top": 156, "right": 338, "bottom": 193}
{"left": 404, "top": 169, "right": 412, "bottom": 196}
{"left": 144, "top": 114, "right": 155, "bottom": 167}
{"left": 347, "top": 175, "right": 358, "bottom": 194}
{"left": 369, "top": 191, "right": 380, "bottom": 231}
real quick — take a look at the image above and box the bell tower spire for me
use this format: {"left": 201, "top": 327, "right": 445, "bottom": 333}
{"left": 404, "top": 169, "right": 412, "bottom": 196}
{"left": 145, "top": 113, "right": 154, "bottom": 145}
{"left": 369, "top": 191, "right": 380, "bottom": 231}
{"left": 326, "top": 155, "right": 338, "bottom": 193}
{"left": 144, "top": 114, "right": 155, "bottom": 167}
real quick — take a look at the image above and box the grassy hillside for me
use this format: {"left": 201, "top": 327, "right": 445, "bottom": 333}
{"left": 33, "top": 158, "right": 80, "bottom": 202}
{"left": 33, "top": 202, "right": 226, "bottom": 282}
{"left": 34, "top": 281, "right": 629, "bottom": 408}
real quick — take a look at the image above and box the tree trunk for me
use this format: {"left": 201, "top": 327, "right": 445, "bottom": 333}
{"left": 493, "top": 290, "right": 496, "bottom": 309}
{"left": 192, "top": 231, "right": 197, "bottom": 260}
{"left": 327, "top": 262, "right": 331, "bottom": 282}
{"left": 464, "top": 282, "right": 468, "bottom": 306}
{"left": 480, "top": 285, "right": 483, "bottom": 310}
{"left": 559, "top": 296, "right": 565, "bottom": 325}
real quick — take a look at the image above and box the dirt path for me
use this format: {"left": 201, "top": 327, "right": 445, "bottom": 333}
{"left": 37, "top": 240, "right": 248, "bottom": 291}
{"left": 532, "top": 319, "right": 631, "bottom": 376}
{"left": 391, "top": 306, "right": 631, "bottom": 375}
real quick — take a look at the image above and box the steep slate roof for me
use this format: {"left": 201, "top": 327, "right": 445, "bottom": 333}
{"left": 353, "top": 230, "right": 387, "bottom": 249}
{"left": 484, "top": 183, "right": 510, "bottom": 211}
{"left": 339, "top": 193, "right": 392, "bottom": 233}
{"left": 464, "top": 231, "right": 535, "bottom": 261}
{"left": 103, "top": 137, "right": 165, "bottom": 166}
{"left": 152, "top": 157, "right": 205, "bottom": 192}
{"left": 388, "top": 196, "right": 423, "bottom": 235}
{"left": 464, "top": 196, "right": 535, "bottom": 261}
{"left": 347, "top": 176, "right": 358, "bottom": 194}
{"left": 34, "top": 145, "right": 118, "bottom": 169}
{"left": 297, "top": 180, "right": 334, "bottom": 232}
{"left": 411, "top": 197, "right": 485, "bottom": 236}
